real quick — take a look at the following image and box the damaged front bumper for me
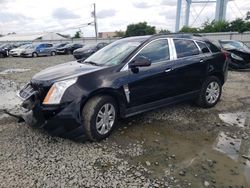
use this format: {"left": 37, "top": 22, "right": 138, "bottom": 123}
{"left": 20, "top": 98, "right": 85, "bottom": 137}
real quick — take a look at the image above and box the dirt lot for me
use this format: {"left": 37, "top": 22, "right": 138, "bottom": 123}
{"left": 0, "top": 55, "right": 250, "bottom": 188}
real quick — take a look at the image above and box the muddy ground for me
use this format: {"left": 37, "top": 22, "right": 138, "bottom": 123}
{"left": 0, "top": 55, "right": 250, "bottom": 188}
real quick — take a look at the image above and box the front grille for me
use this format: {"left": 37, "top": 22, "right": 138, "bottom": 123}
{"left": 19, "top": 83, "right": 36, "bottom": 100}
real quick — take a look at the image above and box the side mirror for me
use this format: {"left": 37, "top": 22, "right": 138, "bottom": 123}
{"left": 129, "top": 56, "right": 151, "bottom": 69}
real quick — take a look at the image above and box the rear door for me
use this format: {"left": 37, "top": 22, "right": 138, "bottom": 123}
{"left": 169, "top": 39, "right": 208, "bottom": 93}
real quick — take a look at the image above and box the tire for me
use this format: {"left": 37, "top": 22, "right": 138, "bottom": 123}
{"left": 0, "top": 53, "right": 4, "bottom": 58}
{"left": 196, "top": 76, "right": 222, "bottom": 108}
{"left": 32, "top": 52, "right": 38, "bottom": 57}
{"left": 82, "top": 95, "right": 118, "bottom": 141}
{"left": 66, "top": 49, "right": 71, "bottom": 55}
{"left": 51, "top": 51, "right": 56, "bottom": 56}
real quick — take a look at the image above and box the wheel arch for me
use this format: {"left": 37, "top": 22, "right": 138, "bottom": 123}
{"left": 80, "top": 87, "right": 127, "bottom": 118}
{"left": 209, "top": 72, "right": 225, "bottom": 85}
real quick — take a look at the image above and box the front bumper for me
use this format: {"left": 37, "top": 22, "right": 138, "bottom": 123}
{"left": 21, "top": 98, "right": 85, "bottom": 138}
{"left": 20, "top": 52, "right": 32, "bottom": 57}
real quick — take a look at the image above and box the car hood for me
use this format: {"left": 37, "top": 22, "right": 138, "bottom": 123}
{"left": 10, "top": 48, "right": 24, "bottom": 52}
{"left": 227, "top": 48, "right": 250, "bottom": 54}
{"left": 31, "top": 61, "right": 104, "bottom": 85}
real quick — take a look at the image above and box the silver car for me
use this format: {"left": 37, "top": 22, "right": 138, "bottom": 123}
{"left": 20, "top": 43, "right": 56, "bottom": 57}
{"left": 9, "top": 44, "right": 32, "bottom": 57}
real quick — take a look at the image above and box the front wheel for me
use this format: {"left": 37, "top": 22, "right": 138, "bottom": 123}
{"left": 196, "top": 76, "right": 222, "bottom": 108}
{"left": 82, "top": 95, "right": 118, "bottom": 141}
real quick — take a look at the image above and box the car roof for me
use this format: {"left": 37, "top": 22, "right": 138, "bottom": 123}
{"left": 120, "top": 33, "right": 210, "bottom": 43}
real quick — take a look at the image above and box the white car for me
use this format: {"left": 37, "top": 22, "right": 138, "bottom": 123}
{"left": 9, "top": 44, "right": 31, "bottom": 57}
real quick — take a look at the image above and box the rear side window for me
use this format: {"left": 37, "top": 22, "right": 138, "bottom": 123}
{"left": 174, "top": 39, "right": 199, "bottom": 58}
{"left": 136, "top": 39, "right": 170, "bottom": 63}
{"left": 205, "top": 41, "right": 220, "bottom": 53}
{"left": 196, "top": 42, "right": 210, "bottom": 53}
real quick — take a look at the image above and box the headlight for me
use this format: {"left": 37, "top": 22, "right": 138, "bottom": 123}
{"left": 43, "top": 78, "right": 77, "bottom": 105}
{"left": 231, "top": 53, "right": 244, "bottom": 61}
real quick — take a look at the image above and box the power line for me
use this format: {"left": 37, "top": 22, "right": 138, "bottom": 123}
{"left": 232, "top": 0, "right": 244, "bottom": 18}
{"left": 190, "top": 0, "right": 210, "bottom": 26}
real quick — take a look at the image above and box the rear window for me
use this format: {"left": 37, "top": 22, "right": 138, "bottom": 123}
{"left": 205, "top": 41, "right": 220, "bottom": 53}
{"left": 174, "top": 39, "right": 199, "bottom": 58}
{"left": 196, "top": 42, "right": 210, "bottom": 53}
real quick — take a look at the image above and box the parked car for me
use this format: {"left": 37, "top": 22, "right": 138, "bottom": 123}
{"left": 73, "top": 42, "right": 108, "bottom": 59}
{"left": 219, "top": 40, "right": 250, "bottom": 70}
{"left": 54, "top": 42, "right": 69, "bottom": 49}
{"left": 20, "top": 43, "right": 56, "bottom": 57}
{"left": 18, "top": 34, "right": 228, "bottom": 141}
{"left": 9, "top": 44, "right": 32, "bottom": 57}
{"left": 57, "top": 43, "right": 83, "bottom": 55}
{"left": 0, "top": 43, "right": 18, "bottom": 58}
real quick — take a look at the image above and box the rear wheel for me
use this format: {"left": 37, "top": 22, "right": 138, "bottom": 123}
{"left": 0, "top": 53, "right": 4, "bottom": 58}
{"left": 32, "top": 52, "right": 38, "bottom": 57}
{"left": 82, "top": 95, "right": 118, "bottom": 141}
{"left": 196, "top": 76, "right": 222, "bottom": 108}
{"left": 51, "top": 51, "right": 56, "bottom": 56}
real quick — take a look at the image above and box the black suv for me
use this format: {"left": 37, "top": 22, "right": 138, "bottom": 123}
{"left": 18, "top": 34, "right": 228, "bottom": 141}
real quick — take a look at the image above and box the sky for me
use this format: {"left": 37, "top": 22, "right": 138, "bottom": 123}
{"left": 0, "top": 0, "right": 249, "bottom": 37}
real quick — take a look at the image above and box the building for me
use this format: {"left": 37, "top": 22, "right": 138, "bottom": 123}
{"left": 0, "top": 32, "right": 67, "bottom": 42}
{"left": 98, "top": 31, "right": 117, "bottom": 38}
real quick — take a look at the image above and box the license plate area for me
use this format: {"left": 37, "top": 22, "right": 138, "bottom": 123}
{"left": 18, "top": 84, "right": 36, "bottom": 100}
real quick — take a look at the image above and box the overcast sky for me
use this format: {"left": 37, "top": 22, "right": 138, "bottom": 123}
{"left": 0, "top": 0, "right": 249, "bottom": 37}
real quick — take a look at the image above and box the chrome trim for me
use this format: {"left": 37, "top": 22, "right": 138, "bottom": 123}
{"left": 123, "top": 84, "right": 130, "bottom": 103}
{"left": 120, "top": 38, "right": 170, "bottom": 72}
{"left": 169, "top": 38, "right": 177, "bottom": 60}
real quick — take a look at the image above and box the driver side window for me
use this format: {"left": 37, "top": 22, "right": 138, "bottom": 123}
{"left": 136, "top": 39, "right": 170, "bottom": 63}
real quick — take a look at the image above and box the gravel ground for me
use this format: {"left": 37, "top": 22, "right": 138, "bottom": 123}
{"left": 0, "top": 55, "right": 250, "bottom": 187}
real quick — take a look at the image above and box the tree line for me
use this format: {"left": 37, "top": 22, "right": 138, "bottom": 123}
{"left": 117, "top": 11, "right": 250, "bottom": 37}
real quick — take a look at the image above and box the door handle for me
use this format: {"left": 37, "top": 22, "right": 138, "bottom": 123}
{"left": 165, "top": 68, "right": 172, "bottom": 73}
{"left": 200, "top": 59, "right": 204, "bottom": 63}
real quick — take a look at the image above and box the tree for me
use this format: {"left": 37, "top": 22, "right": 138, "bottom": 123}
{"left": 74, "top": 31, "right": 81, "bottom": 38}
{"left": 115, "top": 30, "right": 125, "bottom": 37}
{"left": 229, "top": 18, "right": 248, "bottom": 33}
{"left": 158, "top": 29, "right": 171, "bottom": 34}
{"left": 180, "top": 26, "right": 199, "bottom": 33}
{"left": 125, "top": 22, "right": 156, "bottom": 37}
{"left": 246, "top": 11, "right": 250, "bottom": 20}
{"left": 201, "top": 20, "right": 230, "bottom": 33}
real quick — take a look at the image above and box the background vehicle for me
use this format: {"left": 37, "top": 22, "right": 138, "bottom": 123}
{"left": 18, "top": 34, "right": 228, "bottom": 141}
{"left": 73, "top": 42, "right": 108, "bottom": 60}
{"left": 219, "top": 40, "right": 250, "bottom": 70}
{"left": 57, "top": 43, "right": 83, "bottom": 55}
{"left": 20, "top": 43, "right": 56, "bottom": 57}
{"left": 54, "top": 42, "right": 69, "bottom": 49}
{"left": 9, "top": 44, "right": 32, "bottom": 57}
{"left": 0, "top": 43, "right": 18, "bottom": 58}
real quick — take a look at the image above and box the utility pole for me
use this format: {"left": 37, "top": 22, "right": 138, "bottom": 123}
{"left": 93, "top": 3, "right": 98, "bottom": 40}
{"left": 215, "top": 0, "right": 229, "bottom": 21}
{"left": 185, "top": 0, "right": 191, "bottom": 27}
{"left": 175, "top": 0, "right": 182, "bottom": 32}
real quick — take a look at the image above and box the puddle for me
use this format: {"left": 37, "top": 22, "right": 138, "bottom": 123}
{"left": 219, "top": 112, "right": 249, "bottom": 127}
{"left": 0, "top": 68, "right": 30, "bottom": 75}
{"left": 213, "top": 132, "right": 241, "bottom": 160}
{"left": 110, "top": 120, "right": 250, "bottom": 187}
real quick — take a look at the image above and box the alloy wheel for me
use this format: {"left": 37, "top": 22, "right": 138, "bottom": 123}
{"left": 95, "top": 103, "right": 116, "bottom": 135}
{"left": 206, "top": 81, "right": 220, "bottom": 104}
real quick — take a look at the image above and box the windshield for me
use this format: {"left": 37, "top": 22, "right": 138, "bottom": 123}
{"left": 0, "top": 44, "right": 7, "bottom": 48}
{"left": 220, "top": 41, "right": 249, "bottom": 50}
{"left": 84, "top": 40, "right": 142, "bottom": 66}
{"left": 18, "top": 44, "right": 31, "bottom": 49}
